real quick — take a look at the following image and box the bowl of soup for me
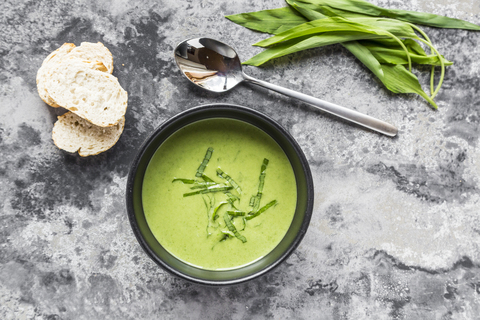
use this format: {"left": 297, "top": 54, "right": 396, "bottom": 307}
{"left": 126, "top": 103, "right": 313, "bottom": 285}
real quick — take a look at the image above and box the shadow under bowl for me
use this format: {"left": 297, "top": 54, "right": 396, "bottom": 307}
{"left": 126, "top": 103, "right": 314, "bottom": 285}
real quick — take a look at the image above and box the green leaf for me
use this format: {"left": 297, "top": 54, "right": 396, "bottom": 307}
{"left": 379, "top": 64, "right": 438, "bottom": 109}
{"left": 285, "top": 0, "right": 432, "bottom": 72}
{"left": 244, "top": 32, "right": 407, "bottom": 66}
{"left": 281, "top": 3, "right": 384, "bottom": 80}
{"left": 362, "top": 43, "right": 452, "bottom": 66}
{"left": 342, "top": 40, "right": 384, "bottom": 80}
{"left": 225, "top": 6, "right": 308, "bottom": 34}
{"left": 226, "top": 0, "right": 459, "bottom": 108}
{"left": 225, "top": 1, "right": 414, "bottom": 74}
{"left": 288, "top": 0, "right": 369, "bottom": 20}
{"left": 289, "top": 0, "right": 480, "bottom": 30}
{"left": 285, "top": 1, "right": 429, "bottom": 58}
{"left": 287, "top": 1, "right": 327, "bottom": 20}
{"left": 367, "top": 38, "right": 427, "bottom": 56}
{"left": 254, "top": 16, "right": 419, "bottom": 47}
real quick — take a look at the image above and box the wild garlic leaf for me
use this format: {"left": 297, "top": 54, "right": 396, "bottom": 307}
{"left": 226, "top": 0, "right": 476, "bottom": 108}
{"left": 286, "top": 0, "right": 327, "bottom": 20}
{"left": 367, "top": 38, "right": 427, "bottom": 56}
{"left": 244, "top": 32, "right": 402, "bottom": 66}
{"left": 225, "top": 5, "right": 387, "bottom": 84}
{"left": 380, "top": 64, "right": 438, "bottom": 109}
{"left": 288, "top": 0, "right": 368, "bottom": 20}
{"left": 282, "top": 1, "right": 387, "bottom": 81}
{"left": 253, "top": 16, "right": 419, "bottom": 48}
{"left": 342, "top": 41, "right": 385, "bottom": 80}
{"left": 225, "top": 6, "right": 308, "bottom": 35}
{"left": 290, "top": 0, "right": 480, "bottom": 30}
{"left": 363, "top": 43, "right": 452, "bottom": 66}
{"left": 338, "top": 40, "right": 440, "bottom": 110}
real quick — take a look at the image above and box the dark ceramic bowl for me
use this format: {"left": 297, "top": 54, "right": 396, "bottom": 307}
{"left": 126, "top": 104, "right": 314, "bottom": 285}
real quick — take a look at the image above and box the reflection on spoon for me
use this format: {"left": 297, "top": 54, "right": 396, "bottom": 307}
{"left": 174, "top": 37, "right": 398, "bottom": 137}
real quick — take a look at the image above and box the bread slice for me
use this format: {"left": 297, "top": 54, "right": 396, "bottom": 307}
{"left": 37, "top": 43, "right": 76, "bottom": 107}
{"left": 52, "top": 112, "right": 125, "bottom": 157}
{"left": 44, "top": 58, "right": 128, "bottom": 127}
{"left": 38, "top": 42, "right": 127, "bottom": 156}
{"left": 67, "top": 42, "right": 114, "bottom": 74}
{"left": 36, "top": 42, "right": 113, "bottom": 107}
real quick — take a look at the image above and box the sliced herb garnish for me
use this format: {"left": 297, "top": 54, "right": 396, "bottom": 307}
{"left": 225, "top": 192, "right": 240, "bottom": 209}
{"left": 172, "top": 178, "right": 197, "bottom": 184}
{"left": 224, "top": 212, "right": 247, "bottom": 243}
{"left": 212, "top": 202, "right": 228, "bottom": 221}
{"left": 201, "top": 174, "right": 215, "bottom": 183}
{"left": 173, "top": 152, "right": 278, "bottom": 245}
{"left": 196, "top": 147, "right": 214, "bottom": 177}
{"left": 173, "top": 178, "right": 217, "bottom": 190}
{"left": 246, "top": 200, "right": 279, "bottom": 220}
{"left": 249, "top": 195, "right": 256, "bottom": 207}
{"left": 226, "top": 210, "right": 246, "bottom": 216}
{"left": 204, "top": 195, "right": 217, "bottom": 236}
{"left": 183, "top": 185, "right": 233, "bottom": 197}
{"left": 250, "top": 158, "right": 269, "bottom": 211}
{"left": 216, "top": 168, "right": 242, "bottom": 194}
{"left": 240, "top": 217, "right": 247, "bottom": 231}
{"left": 221, "top": 230, "right": 236, "bottom": 238}
{"left": 189, "top": 181, "right": 218, "bottom": 190}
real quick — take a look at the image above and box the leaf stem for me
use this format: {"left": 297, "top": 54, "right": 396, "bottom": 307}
{"left": 406, "top": 23, "right": 437, "bottom": 96}
{"left": 383, "top": 31, "right": 412, "bottom": 72}
{"left": 416, "top": 38, "right": 445, "bottom": 99}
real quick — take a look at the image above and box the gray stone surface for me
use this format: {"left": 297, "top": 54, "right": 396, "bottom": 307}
{"left": 2, "top": 0, "right": 480, "bottom": 318}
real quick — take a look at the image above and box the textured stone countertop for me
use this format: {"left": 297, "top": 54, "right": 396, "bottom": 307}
{"left": 2, "top": 0, "right": 480, "bottom": 319}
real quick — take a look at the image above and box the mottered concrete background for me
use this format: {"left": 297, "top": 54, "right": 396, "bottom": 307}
{"left": 1, "top": 0, "right": 480, "bottom": 318}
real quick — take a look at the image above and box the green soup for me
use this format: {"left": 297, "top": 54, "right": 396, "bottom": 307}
{"left": 142, "top": 118, "right": 297, "bottom": 270}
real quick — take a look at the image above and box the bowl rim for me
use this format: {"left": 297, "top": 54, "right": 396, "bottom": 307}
{"left": 126, "top": 103, "right": 314, "bottom": 285}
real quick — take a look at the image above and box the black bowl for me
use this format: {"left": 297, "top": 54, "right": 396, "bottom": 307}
{"left": 126, "top": 103, "right": 314, "bottom": 285}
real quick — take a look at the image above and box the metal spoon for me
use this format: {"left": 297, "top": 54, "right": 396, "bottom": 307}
{"left": 174, "top": 38, "right": 397, "bottom": 137}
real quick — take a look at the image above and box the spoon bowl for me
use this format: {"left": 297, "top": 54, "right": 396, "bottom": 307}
{"left": 174, "top": 37, "right": 398, "bottom": 137}
{"left": 174, "top": 38, "right": 244, "bottom": 92}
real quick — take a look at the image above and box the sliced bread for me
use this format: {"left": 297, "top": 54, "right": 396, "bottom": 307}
{"left": 44, "top": 58, "right": 128, "bottom": 127}
{"left": 52, "top": 112, "right": 125, "bottom": 157}
{"left": 36, "top": 43, "right": 75, "bottom": 107}
{"left": 67, "top": 42, "right": 114, "bottom": 74}
{"left": 36, "top": 42, "right": 114, "bottom": 107}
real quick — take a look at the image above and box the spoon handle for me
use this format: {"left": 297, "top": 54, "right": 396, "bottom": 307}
{"left": 242, "top": 73, "right": 397, "bottom": 137}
